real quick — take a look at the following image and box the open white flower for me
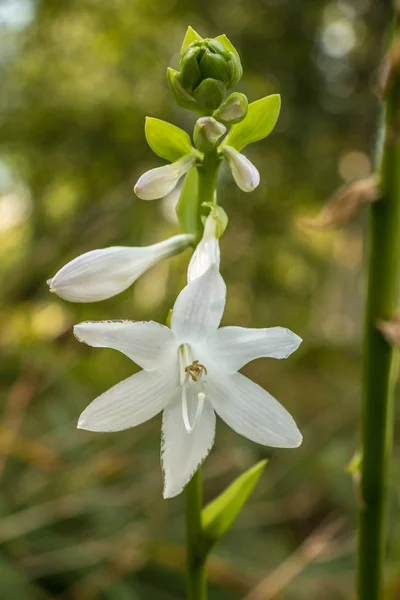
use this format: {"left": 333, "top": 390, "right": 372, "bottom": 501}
{"left": 75, "top": 266, "right": 302, "bottom": 498}
{"left": 48, "top": 234, "right": 193, "bottom": 302}
{"left": 134, "top": 154, "right": 196, "bottom": 201}
{"left": 222, "top": 145, "right": 260, "bottom": 192}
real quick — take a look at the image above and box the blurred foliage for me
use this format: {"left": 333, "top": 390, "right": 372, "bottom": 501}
{"left": 0, "top": 0, "right": 399, "bottom": 598}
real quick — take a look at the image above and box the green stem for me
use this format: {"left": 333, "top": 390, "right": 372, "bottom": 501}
{"left": 197, "top": 148, "right": 221, "bottom": 207}
{"left": 185, "top": 468, "right": 207, "bottom": 600}
{"left": 183, "top": 146, "right": 222, "bottom": 599}
{"left": 358, "top": 14, "right": 400, "bottom": 600}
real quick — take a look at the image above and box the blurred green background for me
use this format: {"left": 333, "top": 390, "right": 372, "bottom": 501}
{"left": 1, "top": 0, "right": 398, "bottom": 598}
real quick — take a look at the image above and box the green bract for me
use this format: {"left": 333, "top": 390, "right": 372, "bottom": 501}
{"left": 180, "top": 25, "right": 203, "bottom": 55}
{"left": 166, "top": 67, "right": 197, "bottom": 112}
{"left": 202, "top": 460, "right": 267, "bottom": 552}
{"left": 221, "top": 94, "right": 281, "bottom": 151}
{"left": 145, "top": 117, "right": 193, "bottom": 163}
{"left": 176, "top": 167, "right": 201, "bottom": 239}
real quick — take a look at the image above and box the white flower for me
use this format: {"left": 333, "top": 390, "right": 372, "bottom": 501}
{"left": 134, "top": 154, "right": 196, "bottom": 201}
{"left": 74, "top": 266, "right": 302, "bottom": 498}
{"left": 222, "top": 145, "right": 260, "bottom": 192}
{"left": 187, "top": 212, "right": 221, "bottom": 282}
{"left": 48, "top": 234, "right": 193, "bottom": 302}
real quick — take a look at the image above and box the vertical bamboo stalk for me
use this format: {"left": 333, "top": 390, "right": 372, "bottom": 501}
{"left": 358, "top": 8, "right": 400, "bottom": 599}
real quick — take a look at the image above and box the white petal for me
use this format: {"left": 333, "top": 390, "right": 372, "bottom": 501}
{"left": 78, "top": 365, "right": 179, "bottom": 432}
{"left": 223, "top": 146, "right": 260, "bottom": 192}
{"left": 74, "top": 320, "right": 177, "bottom": 370}
{"left": 161, "top": 396, "right": 216, "bottom": 498}
{"left": 209, "top": 326, "right": 302, "bottom": 373}
{"left": 134, "top": 154, "right": 196, "bottom": 200}
{"left": 48, "top": 234, "right": 192, "bottom": 302}
{"left": 205, "top": 371, "right": 302, "bottom": 448}
{"left": 171, "top": 265, "right": 226, "bottom": 343}
{"left": 187, "top": 237, "right": 220, "bottom": 282}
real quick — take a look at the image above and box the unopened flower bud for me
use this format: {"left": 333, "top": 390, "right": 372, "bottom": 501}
{"left": 193, "top": 78, "right": 226, "bottom": 112}
{"left": 194, "top": 117, "right": 226, "bottom": 152}
{"left": 187, "top": 209, "right": 227, "bottom": 282}
{"left": 134, "top": 154, "right": 197, "bottom": 201}
{"left": 48, "top": 234, "right": 194, "bottom": 302}
{"left": 171, "top": 35, "right": 243, "bottom": 115}
{"left": 222, "top": 145, "right": 260, "bottom": 192}
{"left": 213, "top": 92, "right": 248, "bottom": 124}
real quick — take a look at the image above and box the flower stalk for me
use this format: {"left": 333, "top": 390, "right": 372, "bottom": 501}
{"left": 185, "top": 469, "right": 207, "bottom": 600}
{"left": 358, "top": 8, "right": 400, "bottom": 600}
{"left": 49, "top": 26, "right": 298, "bottom": 600}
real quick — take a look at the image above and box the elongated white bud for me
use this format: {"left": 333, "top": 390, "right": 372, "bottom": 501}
{"left": 187, "top": 211, "right": 222, "bottom": 282}
{"left": 134, "top": 154, "right": 196, "bottom": 201}
{"left": 222, "top": 145, "right": 260, "bottom": 192}
{"left": 48, "top": 234, "right": 193, "bottom": 302}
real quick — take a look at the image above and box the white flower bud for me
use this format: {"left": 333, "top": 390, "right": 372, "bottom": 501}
{"left": 222, "top": 145, "right": 260, "bottom": 192}
{"left": 48, "top": 234, "right": 193, "bottom": 302}
{"left": 134, "top": 154, "right": 196, "bottom": 201}
{"left": 187, "top": 212, "right": 221, "bottom": 282}
{"left": 194, "top": 117, "right": 226, "bottom": 152}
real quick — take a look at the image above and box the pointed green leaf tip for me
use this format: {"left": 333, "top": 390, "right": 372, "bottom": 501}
{"left": 145, "top": 118, "right": 193, "bottom": 163}
{"left": 221, "top": 94, "right": 281, "bottom": 151}
{"left": 181, "top": 26, "right": 203, "bottom": 55}
{"left": 202, "top": 459, "right": 267, "bottom": 550}
{"left": 215, "top": 34, "right": 241, "bottom": 60}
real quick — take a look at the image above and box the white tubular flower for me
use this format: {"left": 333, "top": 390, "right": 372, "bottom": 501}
{"left": 187, "top": 212, "right": 220, "bottom": 282}
{"left": 134, "top": 154, "right": 196, "bottom": 201}
{"left": 222, "top": 145, "right": 260, "bottom": 192}
{"left": 75, "top": 266, "right": 302, "bottom": 499}
{"left": 48, "top": 234, "right": 193, "bottom": 303}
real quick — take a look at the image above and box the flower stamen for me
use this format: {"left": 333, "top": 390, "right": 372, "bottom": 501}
{"left": 185, "top": 360, "right": 208, "bottom": 382}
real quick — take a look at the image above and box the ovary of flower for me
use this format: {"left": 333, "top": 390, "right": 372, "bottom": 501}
{"left": 74, "top": 266, "right": 302, "bottom": 498}
{"left": 222, "top": 145, "right": 260, "bottom": 192}
{"left": 134, "top": 154, "right": 197, "bottom": 200}
{"left": 48, "top": 234, "right": 193, "bottom": 302}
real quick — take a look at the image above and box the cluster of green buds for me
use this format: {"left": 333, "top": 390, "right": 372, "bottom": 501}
{"left": 167, "top": 27, "right": 247, "bottom": 119}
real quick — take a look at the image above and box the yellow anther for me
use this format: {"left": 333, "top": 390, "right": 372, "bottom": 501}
{"left": 184, "top": 360, "right": 207, "bottom": 382}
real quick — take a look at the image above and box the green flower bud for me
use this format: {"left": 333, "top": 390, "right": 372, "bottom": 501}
{"left": 194, "top": 117, "right": 226, "bottom": 152}
{"left": 213, "top": 92, "right": 248, "bottom": 124}
{"left": 180, "top": 39, "right": 242, "bottom": 90}
{"left": 166, "top": 67, "right": 197, "bottom": 112}
{"left": 180, "top": 47, "right": 203, "bottom": 92}
{"left": 193, "top": 78, "right": 226, "bottom": 112}
{"left": 168, "top": 33, "right": 243, "bottom": 115}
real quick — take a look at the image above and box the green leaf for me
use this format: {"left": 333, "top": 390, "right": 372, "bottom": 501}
{"left": 176, "top": 167, "right": 201, "bottom": 239}
{"left": 181, "top": 26, "right": 202, "bottom": 55}
{"left": 221, "top": 94, "right": 281, "bottom": 151}
{"left": 202, "top": 460, "right": 267, "bottom": 551}
{"left": 145, "top": 117, "right": 193, "bottom": 163}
